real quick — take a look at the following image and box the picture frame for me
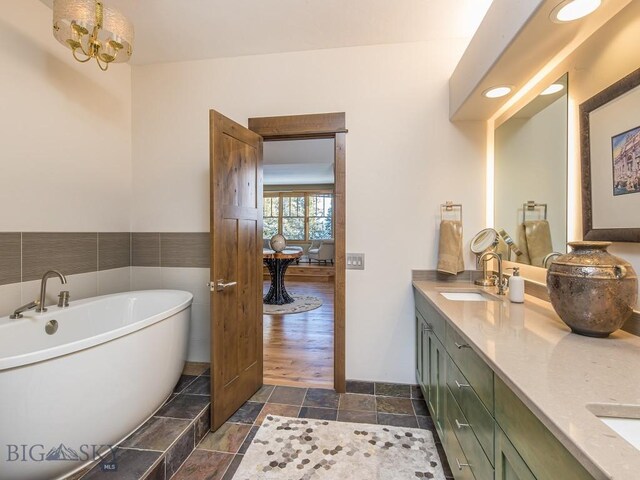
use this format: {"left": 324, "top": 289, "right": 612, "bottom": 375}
{"left": 580, "top": 67, "right": 640, "bottom": 242}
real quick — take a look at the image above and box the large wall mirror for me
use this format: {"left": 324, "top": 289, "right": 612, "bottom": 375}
{"left": 494, "top": 73, "right": 568, "bottom": 268}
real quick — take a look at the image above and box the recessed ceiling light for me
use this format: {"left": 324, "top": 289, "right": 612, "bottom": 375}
{"left": 551, "top": 0, "right": 601, "bottom": 23}
{"left": 540, "top": 83, "right": 565, "bottom": 95}
{"left": 482, "top": 86, "right": 513, "bottom": 99}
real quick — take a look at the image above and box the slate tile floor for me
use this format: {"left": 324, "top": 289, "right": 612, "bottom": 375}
{"left": 175, "top": 382, "right": 453, "bottom": 480}
{"left": 77, "top": 372, "right": 453, "bottom": 480}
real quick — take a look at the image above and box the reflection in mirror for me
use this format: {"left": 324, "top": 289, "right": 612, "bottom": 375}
{"left": 494, "top": 73, "right": 568, "bottom": 268}
{"left": 470, "top": 228, "right": 499, "bottom": 286}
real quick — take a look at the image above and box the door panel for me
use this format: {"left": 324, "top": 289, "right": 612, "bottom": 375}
{"left": 210, "top": 110, "right": 263, "bottom": 431}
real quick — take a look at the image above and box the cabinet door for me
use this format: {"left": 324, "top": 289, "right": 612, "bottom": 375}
{"left": 496, "top": 428, "right": 536, "bottom": 480}
{"left": 416, "top": 311, "right": 424, "bottom": 387}
{"left": 421, "top": 322, "right": 430, "bottom": 401}
{"left": 427, "top": 331, "right": 437, "bottom": 419}
{"left": 436, "top": 338, "right": 446, "bottom": 438}
{"left": 429, "top": 332, "right": 446, "bottom": 438}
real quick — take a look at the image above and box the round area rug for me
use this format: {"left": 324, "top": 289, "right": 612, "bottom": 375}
{"left": 263, "top": 296, "right": 322, "bottom": 315}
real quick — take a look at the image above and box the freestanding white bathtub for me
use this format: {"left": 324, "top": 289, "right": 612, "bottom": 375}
{"left": 0, "top": 290, "right": 193, "bottom": 480}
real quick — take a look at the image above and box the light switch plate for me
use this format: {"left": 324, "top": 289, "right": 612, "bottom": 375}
{"left": 346, "top": 253, "right": 365, "bottom": 270}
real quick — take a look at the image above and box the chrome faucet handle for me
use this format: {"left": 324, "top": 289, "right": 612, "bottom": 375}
{"left": 58, "top": 291, "right": 70, "bottom": 308}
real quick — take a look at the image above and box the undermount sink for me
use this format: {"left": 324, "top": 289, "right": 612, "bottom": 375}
{"left": 440, "top": 291, "right": 496, "bottom": 302}
{"left": 598, "top": 417, "right": 640, "bottom": 451}
{"left": 588, "top": 404, "right": 640, "bottom": 451}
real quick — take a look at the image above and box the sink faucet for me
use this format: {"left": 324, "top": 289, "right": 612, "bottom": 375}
{"left": 36, "top": 270, "right": 68, "bottom": 313}
{"left": 479, "top": 251, "right": 508, "bottom": 295}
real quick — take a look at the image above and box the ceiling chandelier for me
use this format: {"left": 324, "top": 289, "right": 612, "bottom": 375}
{"left": 52, "top": 0, "right": 134, "bottom": 71}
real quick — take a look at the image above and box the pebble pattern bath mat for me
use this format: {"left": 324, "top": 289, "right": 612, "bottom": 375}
{"left": 233, "top": 416, "right": 445, "bottom": 480}
{"left": 263, "top": 296, "right": 322, "bottom": 315}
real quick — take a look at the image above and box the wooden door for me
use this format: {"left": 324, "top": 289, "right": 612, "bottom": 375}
{"left": 209, "top": 110, "right": 263, "bottom": 430}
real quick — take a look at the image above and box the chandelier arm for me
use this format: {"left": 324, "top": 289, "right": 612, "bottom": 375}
{"left": 96, "top": 56, "right": 109, "bottom": 71}
{"left": 72, "top": 47, "right": 92, "bottom": 63}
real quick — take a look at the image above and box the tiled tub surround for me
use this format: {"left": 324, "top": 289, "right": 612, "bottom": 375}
{"left": 414, "top": 279, "right": 640, "bottom": 480}
{"left": 0, "top": 232, "right": 211, "bottom": 361}
{"left": 74, "top": 367, "right": 213, "bottom": 480}
{"left": 0, "top": 232, "right": 132, "bottom": 317}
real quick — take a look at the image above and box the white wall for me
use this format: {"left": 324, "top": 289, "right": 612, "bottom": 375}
{"left": 132, "top": 41, "right": 486, "bottom": 383}
{"left": 0, "top": 1, "right": 132, "bottom": 232}
{"left": 0, "top": 1, "right": 132, "bottom": 308}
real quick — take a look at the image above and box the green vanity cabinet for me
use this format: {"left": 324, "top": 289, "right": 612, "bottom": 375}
{"left": 428, "top": 329, "right": 446, "bottom": 438}
{"left": 494, "top": 376, "right": 593, "bottom": 480}
{"left": 416, "top": 310, "right": 426, "bottom": 391}
{"left": 495, "top": 427, "right": 536, "bottom": 480}
{"left": 413, "top": 288, "right": 596, "bottom": 480}
{"left": 415, "top": 295, "right": 446, "bottom": 439}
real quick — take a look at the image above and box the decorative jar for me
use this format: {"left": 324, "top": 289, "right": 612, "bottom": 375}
{"left": 547, "top": 241, "right": 637, "bottom": 337}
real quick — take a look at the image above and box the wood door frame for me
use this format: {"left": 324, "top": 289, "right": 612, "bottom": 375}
{"left": 249, "top": 112, "right": 347, "bottom": 393}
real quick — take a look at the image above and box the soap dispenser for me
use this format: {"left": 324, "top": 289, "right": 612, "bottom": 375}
{"left": 508, "top": 267, "right": 525, "bottom": 303}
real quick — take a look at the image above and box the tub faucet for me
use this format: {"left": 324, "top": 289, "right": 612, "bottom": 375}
{"left": 36, "top": 270, "right": 68, "bottom": 313}
{"left": 10, "top": 300, "right": 40, "bottom": 319}
{"left": 479, "top": 251, "right": 508, "bottom": 295}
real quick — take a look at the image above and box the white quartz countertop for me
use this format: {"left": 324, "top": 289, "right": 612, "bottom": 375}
{"left": 413, "top": 280, "right": 640, "bottom": 480}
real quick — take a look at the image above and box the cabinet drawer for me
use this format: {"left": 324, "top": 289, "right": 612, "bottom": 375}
{"left": 414, "top": 289, "right": 445, "bottom": 340}
{"left": 446, "top": 355, "right": 495, "bottom": 464}
{"left": 446, "top": 324, "right": 494, "bottom": 411}
{"left": 443, "top": 416, "right": 476, "bottom": 480}
{"left": 446, "top": 388, "right": 494, "bottom": 480}
{"left": 495, "top": 376, "right": 593, "bottom": 480}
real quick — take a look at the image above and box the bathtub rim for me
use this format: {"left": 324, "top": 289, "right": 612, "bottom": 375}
{"left": 0, "top": 290, "right": 193, "bottom": 371}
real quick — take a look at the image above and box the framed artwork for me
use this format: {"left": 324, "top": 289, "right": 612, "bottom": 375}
{"left": 580, "top": 67, "right": 640, "bottom": 242}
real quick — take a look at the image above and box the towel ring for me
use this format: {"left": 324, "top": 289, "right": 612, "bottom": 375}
{"left": 441, "top": 201, "right": 463, "bottom": 222}
{"left": 522, "top": 201, "right": 547, "bottom": 223}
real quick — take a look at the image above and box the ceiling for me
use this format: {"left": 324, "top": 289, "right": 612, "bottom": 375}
{"left": 40, "top": 0, "right": 493, "bottom": 65}
{"left": 263, "top": 139, "right": 334, "bottom": 185}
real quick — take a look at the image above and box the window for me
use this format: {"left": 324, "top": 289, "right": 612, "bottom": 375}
{"left": 263, "top": 195, "right": 279, "bottom": 239}
{"left": 282, "top": 195, "right": 305, "bottom": 240}
{"left": 263, "top": 191, "right": 333, "bottom": 241}
{"left": 308, "top": 193, "right": 333, "bottom": 240}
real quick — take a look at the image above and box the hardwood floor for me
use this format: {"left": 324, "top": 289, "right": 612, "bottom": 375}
{"left": 263, "top": 280, "right": 334, "bottom": 389}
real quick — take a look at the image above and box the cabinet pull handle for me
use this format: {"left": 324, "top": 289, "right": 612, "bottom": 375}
{"left": 454, "top": 342, "right": 470, "bottom": 349}
{"left": 456, "top": 458, "right": 471, "bottom": 470}
{"left": 455, "top": 419, "right": 470, "bottom": 429}
{"left": 455, "top": 380, "right": 470, "bottom": 389}
{"left": 423, "top": 323, "right": 433, "bottom": 332}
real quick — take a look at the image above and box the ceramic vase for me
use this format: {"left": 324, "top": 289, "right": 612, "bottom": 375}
{"left": 546, "top": 241, "right": 637, "bottom": 337}
{"left": 269, "top": 234, "right": 286, "bottom": 252}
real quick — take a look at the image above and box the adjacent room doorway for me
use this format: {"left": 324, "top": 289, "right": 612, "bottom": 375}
{"left": 209, "top": 111, "right": 346, "bottom": 431}
{"left": 249, "top": 113, "right": 347, "bottom": 393}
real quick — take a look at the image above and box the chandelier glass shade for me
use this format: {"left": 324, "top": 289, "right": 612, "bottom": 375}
{"left": 52, "top": 0, "right": 134, "bottom": 71}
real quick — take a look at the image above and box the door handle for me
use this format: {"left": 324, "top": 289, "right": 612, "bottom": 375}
{"left": 456, "top": 458, "right": 471, "bottom": 471}
{"left": 208, "top": 280, "right": 238, "bottom": 292}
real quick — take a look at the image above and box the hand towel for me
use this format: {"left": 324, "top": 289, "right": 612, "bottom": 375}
{"left": 437, "top": 220, "right": 465, "bottom": 275}
{"left": 524, "top": 220, "right": 553, "bottom": 267}
{"left": 515, "top": 223, "right": 532, "bottom": 265}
